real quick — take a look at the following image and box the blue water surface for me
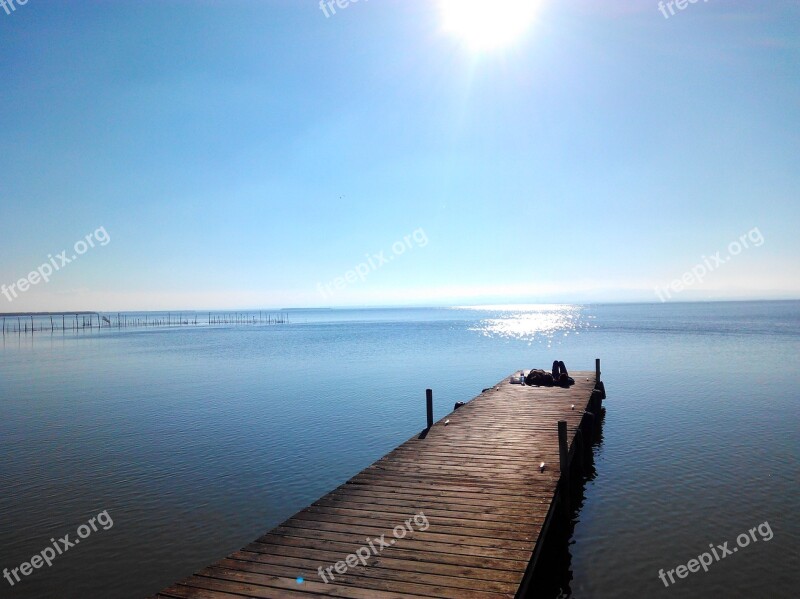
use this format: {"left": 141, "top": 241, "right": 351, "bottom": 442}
{"left": 0, "top": 301, "right": 798, "bottom": 598}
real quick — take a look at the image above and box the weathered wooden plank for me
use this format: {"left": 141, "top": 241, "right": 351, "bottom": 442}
{"left": 246, "top": 539, "right": 529, "bottom": 571}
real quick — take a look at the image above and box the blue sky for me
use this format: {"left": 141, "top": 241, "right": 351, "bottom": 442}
{"left": 1, "top": 0, "right": 798, "bottom": 310}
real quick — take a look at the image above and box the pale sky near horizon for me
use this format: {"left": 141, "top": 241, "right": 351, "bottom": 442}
{"left": 1, "top": 0, "right": 798, "bottom": 311}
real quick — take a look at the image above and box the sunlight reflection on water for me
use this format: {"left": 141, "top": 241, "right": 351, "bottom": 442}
{"left": 458, "top": 304, "right": 593, "bottom": 345}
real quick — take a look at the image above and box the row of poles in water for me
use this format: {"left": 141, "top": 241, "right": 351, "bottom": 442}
{"left": 1, "top": 312, "right": 290, "bottom": 335}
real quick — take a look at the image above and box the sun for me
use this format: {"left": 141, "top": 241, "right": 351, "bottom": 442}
{"left": 440, "top": 0, "right": 539, "bottom": 52}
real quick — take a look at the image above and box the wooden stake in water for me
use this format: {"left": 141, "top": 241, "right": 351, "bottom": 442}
{"left": 426, "top": 389, "right": 434, "bottom": 429}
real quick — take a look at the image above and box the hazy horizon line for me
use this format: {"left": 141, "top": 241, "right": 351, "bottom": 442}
{"left": 2, "top": 297, "right": 799, "bottom": 317}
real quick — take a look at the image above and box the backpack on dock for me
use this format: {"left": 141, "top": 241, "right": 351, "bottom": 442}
{"left": 525, "top": 369, "right": 553, "bottom": 386}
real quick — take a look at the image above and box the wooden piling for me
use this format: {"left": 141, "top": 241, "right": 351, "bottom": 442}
{"left": 558, "top": 420, "right": 569, "bottom": 479}
{"left": 426, "top": 388, "right": 433, "bottom": 429}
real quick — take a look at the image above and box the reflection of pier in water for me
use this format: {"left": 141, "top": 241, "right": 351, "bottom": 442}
{"left": 0, "top": 311, "right": 289, "bottom": 335}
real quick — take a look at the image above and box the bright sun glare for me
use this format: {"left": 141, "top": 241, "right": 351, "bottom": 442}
{"left": 440, "top": 0, "right": 539, "bottom": 51}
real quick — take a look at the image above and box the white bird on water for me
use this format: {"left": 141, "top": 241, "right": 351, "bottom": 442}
{"left": 539, "top": 462, "right": 545, "bottom": 472}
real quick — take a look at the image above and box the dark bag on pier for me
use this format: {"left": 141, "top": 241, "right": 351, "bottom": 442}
{"left": 525, "top": 369, "right": 554, "bottom": 386}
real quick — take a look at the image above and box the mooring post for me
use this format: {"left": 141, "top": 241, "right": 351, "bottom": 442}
{"left": 558, "top": 420, "right": 569, "bottom": 475}
{"left": 573, "top": 428, "right": 584, "bottom": 472}
{"left": 426, "top": 389, "right": 433, "bottom": 429}
{"left": 558, "top": 419, "right": 570, "bottom": 511}
{"left": 595, "top": 358, "right": 601, "bottom": 382}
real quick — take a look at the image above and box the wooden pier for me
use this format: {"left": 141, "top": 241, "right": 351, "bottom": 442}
{"left": 152, "top": 363, "right": 606, "bottom": 599}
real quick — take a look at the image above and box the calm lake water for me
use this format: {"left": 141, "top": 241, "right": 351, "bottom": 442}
{"left": 1, "top": 302, "right": 798, "bottom": 598}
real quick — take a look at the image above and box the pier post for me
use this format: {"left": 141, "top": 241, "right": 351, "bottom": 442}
{"left": 591, "top": 388, "right": 603, "bottom": 415}
{"left": 558, "top": 420, "right": 569, "bottom": 476}
{"left": 573, "top": 428, "right": 584, "bottom": 472}
{"left": 426, "top": 389, "right": 433, "bottom": 429}
{"left": 558, "top": 419, "right": 570, "bottom": 509}
{"left": 595, "top": 358, "right": 601, "bottom": 382}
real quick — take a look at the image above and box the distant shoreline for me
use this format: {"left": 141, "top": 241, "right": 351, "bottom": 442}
{"left": 2, "top": 298, "right": 799, "bottom": 318}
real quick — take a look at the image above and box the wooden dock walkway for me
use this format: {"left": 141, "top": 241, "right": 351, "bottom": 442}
{"left": 152, "top": 364, "right": 606, "bottom": 599}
